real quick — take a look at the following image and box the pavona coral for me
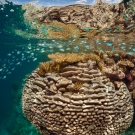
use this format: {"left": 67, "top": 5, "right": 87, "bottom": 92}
{"left": 22, "top": 51, "right": 135, "bottom": 135}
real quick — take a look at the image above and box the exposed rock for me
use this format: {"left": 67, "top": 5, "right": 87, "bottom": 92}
{"left": 22, "top": 2, "right": 134, "bottom": 29}
{"left": 22, "top": 3, "right": 121, "bottom": 30}
{"left": 22, "top": 1, "right": 135, "bottom": 39}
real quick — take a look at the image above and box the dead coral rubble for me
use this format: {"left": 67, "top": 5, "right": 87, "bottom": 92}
{"left": 22, "top": 51, "right": 134, "bottom": 135}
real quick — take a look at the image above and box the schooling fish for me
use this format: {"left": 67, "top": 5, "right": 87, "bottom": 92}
{"left": 16, "top": 62, "right": 21, "bottom": 65}
{"left": 17, "top": 51, "right": 21, "bottom": 55}
{"left": 7, "top": 53, "right": 11, "bottom": 56}
{"left": 12, "top": 67, "right": 15, "bottom": 70}
{"left": 3, "top": 76, "right": 6, "bottom": 79}
{"left": 7, "top": 72, "right": 11, "bottom": 74}
{"left": 33, "top": 58, "right": 37, "bottom": 61}
{"left": 10, "top": 9, "right": 14, "bottom": 12}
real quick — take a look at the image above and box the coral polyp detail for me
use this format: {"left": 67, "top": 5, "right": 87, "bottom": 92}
{"left": 22, "top": 52, "right": 134, "bottom": 135}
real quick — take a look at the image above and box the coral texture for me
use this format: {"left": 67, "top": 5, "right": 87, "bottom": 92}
{"left": 22, "top": 52, "right": 134, "bottom": 135}
{"left": 21, "top": 2, "right": 135, "bottom": 40}
{"left": 22, "top": 1, "right": 135, "bottom": 32}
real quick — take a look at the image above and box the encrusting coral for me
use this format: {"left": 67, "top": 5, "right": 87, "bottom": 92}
{"left": 22, "top": 50, "right": 135, "bottom": 135}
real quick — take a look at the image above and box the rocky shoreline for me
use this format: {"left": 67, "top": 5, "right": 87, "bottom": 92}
{"left": 23, "top": 3, "right": 121, "bottom": 30}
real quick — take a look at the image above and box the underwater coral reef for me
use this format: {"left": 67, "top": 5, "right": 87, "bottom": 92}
{"left": 22, "top": 50, "right": 135, "bottom": 135}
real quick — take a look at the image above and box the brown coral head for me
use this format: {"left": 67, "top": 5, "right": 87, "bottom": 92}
{"left": 22, "top": 55, "right": 134, "bottom": 135}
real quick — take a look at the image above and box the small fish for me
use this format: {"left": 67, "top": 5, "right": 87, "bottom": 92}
{"left": 30, "top": 53, "right": 34, "bottom": 56}
{"left": 80, "top": 41, "right": 86, "bottom": 44}
{"left": 3, "top": 76, "right": 6, "bottom": 79}
{"left": 85, "top": 45, "right": 90, "bottom": 49}
{"left": 16, "top": 62, "right": 21, "bottom": 65}
{"left": 0, "top": 69, "right": 2, "bottom": 72}
{"left": 38, "top": 43, "right": 42, "bottom": 46}
{"left": 59, "top": 48, "right": 64, "bottom": 51}
{"left": 21, "top": 58, "right": 26, "bottom": 61}
{"left": 28, "top": 46, "right": 31, "bottom": 49}
{"left": 122, "top": 42, "right": 126, "bottom": 45}
{"left": 7, "top": 72, "right": 11, "bottom": 74}
{"left": 66, "top": 48, "right": 70, "bottom": 50}
{"left": 7, "top": 53, "right": 11, "bottom": 56}
{"left": 12, "top": 67, "right": 15, "bottom": 70}
{"left": 49, "top": 46, "right": 53, "bottom": 49}
{"left": 74, "top": 46, "right": 79, "bottom": 51}
{"left": 33, "top": 58, "right": 37, "bottom": 61}
{"left": 106, "top": 42, "right": 113, "bottom": 47}
{"left": 57, "top": 45, "right": 63, "bottom": 48}
{"left": 17, "top": 51, "right": 21, "bottom": 54}
{"left": 127, "top": 52, "right": 133, "bottom": 55}
{"left": 10, "top": 62, "right": 14, "bottom": 65}
{"left": 40, "top": 48, "right": 45, "bottom": 53}
{"left": 10, "top": 9, "right": 14, "bottom": 12}
{"left": 26, "top": 51, "right": 31, "bottom": 54}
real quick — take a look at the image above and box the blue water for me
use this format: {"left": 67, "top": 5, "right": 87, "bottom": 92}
{"left": 0, "top": 1, "right": 135, "bottom": 135}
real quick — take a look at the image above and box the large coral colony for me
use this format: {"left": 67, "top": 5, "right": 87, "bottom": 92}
{"left": 21, "top": 0, "right": 135, "bottom": 134}
{"left": 22, "top": 50, "right": 135, "bottom": 135}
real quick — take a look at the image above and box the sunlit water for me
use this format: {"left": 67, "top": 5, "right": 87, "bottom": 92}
{"left": 0, "top": 1, "right": 135, "bottom": 135}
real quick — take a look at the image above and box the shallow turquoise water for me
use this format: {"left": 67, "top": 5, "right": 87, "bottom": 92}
{"left": 0, "top": 1, "right": 135, "bottom": 135}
